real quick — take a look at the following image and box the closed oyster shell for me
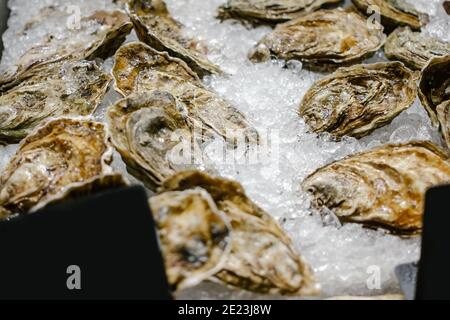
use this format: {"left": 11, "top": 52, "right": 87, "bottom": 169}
{"left": 126, "top": 0, "right": 222, "bottom": 77}
{"left": 299, "top": 62, "right": 419, "bottom": 139}
{"left": 0, "top": 10, "right": 132, "bottom": 91}
{"left": 249, "top": 8, "right": 385, "bottom": 71}
{"left": 0, "top": 59, "right": 111, "bottom": 144}
{"left": 158, "top": 170, "right": 318, "bottom": 296}
{"left": 437, "top": 100, "right": 450, "bottom": 149}
{"left": 0, "top": 118, "right": 123, "bottom": 218}
{"left": 149, "top": 189, "right": 231, "bottom": 291}
{"left": 302, "top": 141, "right": 450, "bottom": 235}
{"left": 385, "top": 27, "right": 450, "bottom": 70}
{"left": 418, "top": 55, "right": 450, "bottom": 126}
{"left": 351, "top": 0, "right": 428, "bottom": 31}
{"left": 217, "top": 0, "right": 343, "bottom": 25}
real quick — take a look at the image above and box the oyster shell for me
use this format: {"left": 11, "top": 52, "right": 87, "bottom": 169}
{"left": 351, "top": 0, "right": 428, "bottom": 31}
{"left": 385, "top": 27, "right": 450, "bottom": 70}
{"left": 149, "top": 189, "right": 231, "bottom": 291}
{"left": 249, "top": 8, "right": 385, "bottom": 71}
{"left": 126, "top": 0, "right": 222, "bottom": 77}
{"left": 0, "top": 118, "right": 123, "bottom": 218}
{"left": 437, "top": 100, "right": 450, "bottom": 149}
{"left": 157, "top": 170, "right": 318, "bottom": 296}
{"left": 418, "top": 55, "right": 450, "bottom": 126}
{"left": 299, "top": 62, "right": 419, "bottom": 139}
{"left": 445, "top": 1, "right": 450, "bottom": 15}
{"left": 217, "top": 0, "right": 343, "bottom": 25}
{"left": 0, "top": 10, "right": 132, "bottom": 91}
{"left": 0, "top": 59, "right": 112, "bottom": 144}
{"left": 302, "top": 141, "right": 450, "bottom": 235}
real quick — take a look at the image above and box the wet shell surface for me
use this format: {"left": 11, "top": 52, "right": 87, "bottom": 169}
{"left": 299, "top": 61, "right": 419, "bottom": 139}
{"left": 249, "top": 8, "right": 386, "bottom": 71}
{"left": 302, "top": 141, "right": 450, "bottom": 235}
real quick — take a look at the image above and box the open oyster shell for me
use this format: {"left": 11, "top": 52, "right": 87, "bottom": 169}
{"left": 418, "top": 55, "right": 450, "bottom": 126}
{"left": 299, "top": 61, "right": 419, "bottom": 139}
{"left": 149, "top": 189, "right": 231, "bottom": 291}
{"left": 385, "top": 27, "right": 450, "bottom": 70}
{"left": 0, "top": 118, "right": 125, "bottom": 218}
{"left": 302, "top": 141, "right": 450, "bottom": 235}
{"left": 437, "top": 101, "right": 450, "bottom": 149}
{"left": 217, "top": 0, "right": 343, "bottom": 25}
{"left": 351, "top": 0, "right": 428, "bottom": 31}
{"left": 0, "top": 10, "right": 132, "bottom": 91}
{"left": 126, "top": 0, "right": 222, "bottom": 77}
{"left": 156, "top": 170, "right": 318, "bottom": 296}
{"left": 249, "top": 8, "right": 385, "bottom": 71}
{"left": 0, "top": 59, "right": 111, "bottom": 144}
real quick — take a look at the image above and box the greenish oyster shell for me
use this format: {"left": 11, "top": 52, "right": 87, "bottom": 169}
{"left": 149, "top": 189, "right": 231, "bottom": 291}
{"left": 156, "top": 170, "right": 319, "bottom": 296}
{"left": 299, "top": 62, "right": 419, "bottom": 139}
{"left": 0, "top": 118, "right": 126, "bottom": 219}
{"left": 351, "top": 0, "right": 428, "bottom": 31}
{"left": 0, "top": 10, "right": 132, "bottom": 91}
{"left": 249, "top": 8, "right": 385, "bottom": 71}
{"left": 385, "top": 27, "right": 450, "bottom": 70}
{"left": 418, "top": 55, "right": 450, "bottom": 126}
{"left": 126, "top": 0, "right": 222, "bottom": 77}
{"left": 302, "top": 141, "right": 450, "bottom": 235}
{"left": 0, "top": 59, "right": 112, "bottom": 144}
{"left": 217, "top": 0, "right": 343, "bottom": 25}
{"left": 437, "top": 100, "right": 450, "bottom": 149}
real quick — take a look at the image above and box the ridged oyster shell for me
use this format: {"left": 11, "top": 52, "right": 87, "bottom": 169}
{"left": 0, "top": 59, "right": 111, "bottom": 144}
{"left": 302, "top": 141, "right": 450, "bottom": 235}
{"left": 437, "top": 101, "right": 450, "bottom": 149}
{"left": 153, "top": 170, "right": 318, "bottom": 296}
{"left": 299, "top": 62, "right": 419, "bottom": 139}
{"left": 0, "top": 118, "right": 126, "bottom": 219}
{"left": 249, "top": 8, "right": 385, "bottom": 71}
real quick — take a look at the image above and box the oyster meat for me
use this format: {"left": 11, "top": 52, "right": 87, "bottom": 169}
{"left": 385, "top": 27, "right": 450, "bottom": 70}
{"left": 154, "top": 170, "right": 318, "bottom": 296}
{"left": 437, "top": 101, "right": 450, "bottom": 149}
{"left": 126, "top": 0, "right": 222, "bottom": 77}
{"left": 418, "top": 55, "right": 450, "bottom": 126}
{"left": 351, "top": 0, "right": 428, "bottom": 31}
{"left": 0, "top": 59, "right": 111, "bottom": 144}
{"left": 0, "top": 118, "right": 125, "bottom": 219}
{"left": 299, "top": 62, "right": 419, "bottom": 139}
{"left": 249, "top": 8, "right": 385, "bottom": 71}
{"left": 302, "top": 141, "right": 450, "bottom": 235}
{"left": 0, "top": 10, "right": 132, "bottom": 90}
{"left": 217, "top": 0, "right": 343, "bottom": 25}
{"left": 150, "top": 189, "right": 231, "bottom": 291}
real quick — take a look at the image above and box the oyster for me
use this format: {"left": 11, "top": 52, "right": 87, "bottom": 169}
{"left": 299, "top": 62, "right": 419, "bottom": 139}
{"left": 149, "top": 189, "right": 231, "bottom": 291}
{"left": 0, "top": 59, "right": 111, "bottom": 144}
{"left": 351, "top": 0, "right": 428, "bottom": 31}
{"left": 0, "top": 118, "right": 124, "bottom": 218}
{"left": 302, "top": 141, "right": 450, "bottom": 235}
{"left": 217, "top": 0, "right": 343, "bottom": 25}
{"left": 249, "top": 8, "right": 385, "bottom": 71}
{"left": 0, "top": 10, "right": 132, "bottom": 90}
{"left": 437, "top": 101, "right": 450, "bottom": 149}
{"left": 156, "top": 170, "right": 318, "bottom": 296}
{"left": 418, "top": 55, "right": 450, "bottom": 126}
{"left": 385, "top": 27, "right": 450, "bottom": 70}
{"left": 126, "top": 0, "right": 222, "bottom": 77}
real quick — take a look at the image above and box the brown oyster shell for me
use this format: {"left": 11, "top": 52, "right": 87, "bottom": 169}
{"left": 299, "top": 61, "right": 419, "bottom": 139}
{"left": 249, "top": 8, "right": 385, "bottom": 71}
{"left": 302, "top": 141, "right": 450, "bottom": 235}
{"left": 437, "top": 100, "right": 450, "bottom": 149}
{"left": 126, "top": 0, "right": 222, "bottom": 77}
{"left": 385, "top": 27, "right": 450, "bottom": 70}
{"left": 0, "top": 10, "right": 132, "bottom": 91}
{"left": 157, "top": 170, "right": 318, "bottom": 296}
{"left": 351, "top": 0, "right": 428, "bottom": 31}
{"left": 0, "top": 59, "right": 112, "bottom": 144}
{"left": 418, "top": 55, "right": 450, "bottom": 126}
{"left": 217, "top": 0, "right": 343, "bottom": 25}
{"left": 149, "top": 189, "right": 231, "bottom": 291}
{"left": 0, "top": 118, "right": 124, "bottom": 219}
